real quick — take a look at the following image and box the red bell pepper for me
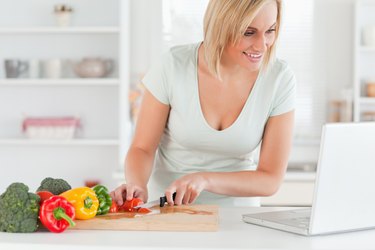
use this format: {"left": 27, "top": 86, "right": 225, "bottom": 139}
{"left": 36, "top": 191, "right": 54, "bottom": 205}
{"left": 39, "top": 196, "right": 76, "bottom": 233}
{"left": 110, "top": 198, "right": 151, "bottom": 214}
{"left": 137, "top": 207, "right": 152, "bottom": 214}
{"left": 118, "top": 197, "right": 143, "bottom": 212}
{"left": 109, "top": 200, "right": 118, "bottom": 213}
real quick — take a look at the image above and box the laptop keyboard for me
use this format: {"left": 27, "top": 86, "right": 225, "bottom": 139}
{"left": 268, "top": 209, "right": 311, "bottom": 228}
{"left": 244, "top": 208, "right": 311, "bottom": 229}
{"left": 279, "top": 215, "right": 310, "bottom": 228}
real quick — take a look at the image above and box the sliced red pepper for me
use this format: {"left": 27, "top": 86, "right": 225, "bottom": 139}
{"left": 137, "top": 207, "right": 152, "bottom": 214}
{"left": 109, "top": 200, "right": 118, "bottom": 213}
{"left": 36, "top": 191, "right": 54, "bottom": 205}
{"left": 39, "top": 196, "right": 76, "bottom": 233}
{"left": 118, "top": 198, "right": 143, "bottom": 212}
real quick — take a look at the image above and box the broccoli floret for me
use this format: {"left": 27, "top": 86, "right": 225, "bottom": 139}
{"left": 36, "top": 177, "right": 71, "bottom": 195}
{"left": 0, "top": 182, "right": 40, "bottom": 233}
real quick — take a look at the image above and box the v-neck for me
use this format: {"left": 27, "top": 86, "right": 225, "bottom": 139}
{"left": 194, "top": 42, "right": 262, "bottom": 133}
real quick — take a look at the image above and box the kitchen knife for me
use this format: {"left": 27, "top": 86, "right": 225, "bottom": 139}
{"left": 134, "top": 192, "right": 177, "bottom": 209}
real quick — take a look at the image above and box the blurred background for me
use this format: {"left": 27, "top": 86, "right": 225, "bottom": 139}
{"left": 0, "top": 0, "right": 374, "bottom": 206}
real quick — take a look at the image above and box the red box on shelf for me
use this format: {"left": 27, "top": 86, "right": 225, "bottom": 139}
{"left": 22, "top": 117, "right": 80, "bottom": 139}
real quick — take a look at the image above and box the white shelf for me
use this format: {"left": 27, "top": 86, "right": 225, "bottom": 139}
{"left": 359, "top": 46, "right": 375, "bottom": 52}
{"left": 0, "top": 78, "right": 120, "bottom": 86}
{"left": 359, "top": 97, "right": 375, "bottom": 104}
{"left": 0, "top": 26, "right": 120, "bottom": 34}
{"left": 284, "top": 171, "right": 316, "bottom": 182}
{"left": 0, "top": 138, "right": 120, "bottom": 146}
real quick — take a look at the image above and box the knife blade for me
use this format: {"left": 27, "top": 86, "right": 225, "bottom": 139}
{"left": 134, "top": 192, "right": 177, "bottom": 209}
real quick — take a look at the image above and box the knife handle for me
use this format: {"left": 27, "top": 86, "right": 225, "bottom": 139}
{"left": 159, "top": 192, "right": 176, "bottom": 207}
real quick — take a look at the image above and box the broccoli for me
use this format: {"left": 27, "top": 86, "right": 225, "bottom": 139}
{"left": 0, "top": 182, "right": 40, "bottom": 233}
{"left": 36, "top": 177, "right": 71, "bottom": 195}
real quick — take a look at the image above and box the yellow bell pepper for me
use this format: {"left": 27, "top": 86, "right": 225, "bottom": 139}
{"left": 60, "top": 187, "right": 99, "bottom": 220}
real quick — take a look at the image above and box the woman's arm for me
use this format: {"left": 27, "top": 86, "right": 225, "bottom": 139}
{"left": 112, "top": 89, "right": 170, "bottom": 204}
{"left": 165, "top": 110, "right": 294, "bottom": 205}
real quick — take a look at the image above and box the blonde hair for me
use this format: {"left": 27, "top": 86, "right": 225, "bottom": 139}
{"left": 203, "top": 0, "right": 282, "bottom": 78}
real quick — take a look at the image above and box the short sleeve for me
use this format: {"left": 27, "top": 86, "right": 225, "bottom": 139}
{"left": 141, "top": 53, "right": 171, "bottom": 105}
{"left": 269, "top": 69, "right": 297, "bottom": 116}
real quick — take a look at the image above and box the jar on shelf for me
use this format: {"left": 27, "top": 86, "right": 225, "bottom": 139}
{"left": 328, "top": 100, "right": 342, "bottom": 123}
{"left": 328, "top": 88, "right": 353, "bottom": 122}
{"left": 54, "top": 4, "right": 73, "bottom": 27}
{"left": 361, "top": 111, "right": 375, "bottom": 121}
{"left": 366, "top": 81, "right": 375, "bottom": 97}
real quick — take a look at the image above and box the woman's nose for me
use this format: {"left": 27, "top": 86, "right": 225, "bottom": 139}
{"left": 253, "top": 34, "right": 267, "bottom": 51}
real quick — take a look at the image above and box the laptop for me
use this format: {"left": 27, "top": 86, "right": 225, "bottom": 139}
{"left": 242, "top": 122, "right": 375, "bottom": 236}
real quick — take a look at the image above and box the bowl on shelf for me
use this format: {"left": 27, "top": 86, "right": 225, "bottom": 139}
{"left": 73, "top": 58, "right": 114, "bottom": 78}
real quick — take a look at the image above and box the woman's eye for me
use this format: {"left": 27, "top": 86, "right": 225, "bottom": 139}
{"left": 244, "top": 31, "right": 255, "bottom": 36}
{"left": 266, "top": 29, "right": 276, "bottom": 34}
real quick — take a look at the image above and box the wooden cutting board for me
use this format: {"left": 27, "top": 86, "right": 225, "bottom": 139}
{"left": 71, "top": 204, "right": 219, "bottom": 231}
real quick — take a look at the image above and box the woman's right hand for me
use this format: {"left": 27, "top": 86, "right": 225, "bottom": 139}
{"left": 110, "top": 183, "right": 148, "bottom": 206}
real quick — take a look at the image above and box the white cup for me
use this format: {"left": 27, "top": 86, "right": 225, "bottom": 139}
{"left": 55, "top": 12, "right": 72, "bottom": 27}
{"left": 43, "top": 59, "right": 62, "bottom": 78}
{"left": 29, "top": 59, "right": 40, "bottom": 78}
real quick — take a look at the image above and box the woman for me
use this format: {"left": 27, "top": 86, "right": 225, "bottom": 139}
{"left": 111, "top": 0, "right": 295, "bottom": 207}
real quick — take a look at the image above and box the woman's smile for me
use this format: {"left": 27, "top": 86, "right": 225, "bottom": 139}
{"left": 243, "top": 51, "right": 263, "bottom": 63}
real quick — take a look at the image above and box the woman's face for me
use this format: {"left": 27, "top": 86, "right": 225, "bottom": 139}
{"left": 223, "top": 1, "right": 278, "bottom": 72}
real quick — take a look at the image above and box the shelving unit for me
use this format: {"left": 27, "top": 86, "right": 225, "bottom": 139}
{"left": 0, "top": 0, "right": 130, "bottom": 191}
{"left": 353, "top": 0, "right": 375, "bottom": 122}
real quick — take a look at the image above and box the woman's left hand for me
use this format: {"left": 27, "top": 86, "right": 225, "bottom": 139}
{"left": 164, "top": 172, "right": 208, "bottom": 205}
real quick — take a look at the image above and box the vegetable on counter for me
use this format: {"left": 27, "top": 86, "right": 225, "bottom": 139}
{"left": 119, "top": 198, "right": 151, "bottom": 213}
{"left": 0, "top": 183, "right": 40, "bottom": 233}
{"left": 109, "top": 200, "right": 118, "bottom": 213}
{"left": 110, "top": 198, "right": 151, "bottom": 214}
{"left": 137, "top": 207, "right": 152, "bottom": 214}
{"left": 39, "top": 196, "right": 75, "bottom": 233}
{"left": 36, "top": 191, "right": 54, "bottom": 205}
{"left": 37, "top": 177, "right": 71, "bottom": 195}
{"left": 60, "top": 187, "right": 99, "bottom": 220}
{"left": 118, "top": 197, "right": 143, "bottom": 212}
{"left": 92, "top": 185, "right": 112, "bottom": 215}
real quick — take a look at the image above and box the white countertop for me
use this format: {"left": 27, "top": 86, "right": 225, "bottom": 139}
{"left": 1, "top": 206, "right": 374, "bottom": 250}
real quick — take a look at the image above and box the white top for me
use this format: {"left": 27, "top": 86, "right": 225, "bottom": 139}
{"left": 142, "top": 42, "right": 296, "bottom": 206}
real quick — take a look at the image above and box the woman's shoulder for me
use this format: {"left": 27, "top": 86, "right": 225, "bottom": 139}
{"left": 270, "top": 58, "right": 292, "bottom": 73}
{"left": 267, "top": 58, "right": 294, "bottom": 76}
{"left": 259, "top": 58, "right": 296, "bottom": 91}
{"left": 168, "top": 42, "right": 200, "bottom": 56}
{"left": 162, "top": 42, "right": 200, "bottom": 65}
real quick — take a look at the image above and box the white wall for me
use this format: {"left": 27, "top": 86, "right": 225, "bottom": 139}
{"left": 314, "top": 0, "right": 355, "bottom": 100}
{"left": 129, "top": 0, "right": 162, "bottom": 81}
